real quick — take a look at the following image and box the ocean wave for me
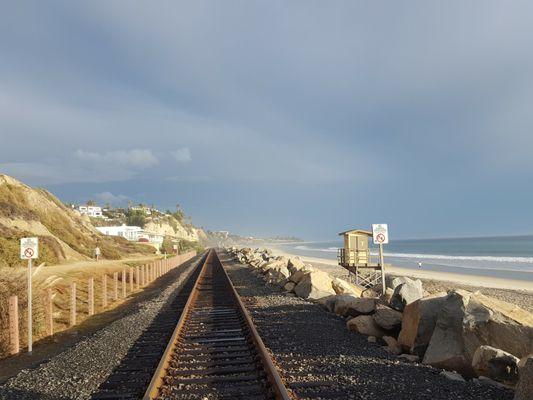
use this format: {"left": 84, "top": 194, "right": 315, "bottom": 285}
{"left": 382, "top": 252, "right": 533, "bottom": 264}
{"left": 293, "top": 245, "right": 533, "bottom": 264}
{"left": 294, "top": 245, "right": 338, "bottom": 253}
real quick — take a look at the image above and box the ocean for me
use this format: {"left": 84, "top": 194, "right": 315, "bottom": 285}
{"left": 275, "top": 236, "right": 533, "bottom": 282}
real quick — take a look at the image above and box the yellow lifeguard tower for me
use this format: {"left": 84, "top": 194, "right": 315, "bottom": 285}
{"left": 337, "top": 229, "right": 386, "bottom": 292}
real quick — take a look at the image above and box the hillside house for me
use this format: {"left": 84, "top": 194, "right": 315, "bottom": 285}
{"left": 78, "top": 205, "right": 104, "bottom": 218}
{"left": 96, "top": 224, "right": 164, "bottom": 248}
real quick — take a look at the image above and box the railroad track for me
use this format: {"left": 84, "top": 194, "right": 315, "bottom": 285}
{"left": 91, "top": 254, "right": 205, "bottom": 400}
{"left": 143, "top": 249, "right": 291, "bottom": 400}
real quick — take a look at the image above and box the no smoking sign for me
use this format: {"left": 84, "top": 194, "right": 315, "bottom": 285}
{"left": 372, "top": 224, "right": 389, "bottom": 245}
{"left": 20, "top": 237, "right": 39, "bottom": 260}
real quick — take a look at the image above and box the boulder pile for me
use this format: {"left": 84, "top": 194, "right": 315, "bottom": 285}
{"left": 228, "top": 246, "right": 533, "bottom": 395}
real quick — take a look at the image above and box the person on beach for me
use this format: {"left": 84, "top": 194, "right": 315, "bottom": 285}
{"left": 418, "top": 262, "right": 422, "bottom": 269}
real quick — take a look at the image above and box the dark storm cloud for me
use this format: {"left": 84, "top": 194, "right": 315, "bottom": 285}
{"left": 1, "top": 1, "right": 533, "bottom": 237}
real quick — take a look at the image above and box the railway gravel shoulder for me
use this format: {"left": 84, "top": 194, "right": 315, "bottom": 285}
{"left": 221, "top": 252, "right": 514, "bottom": 400}
{"left": 0, "top": 256, "right": 203, "bottom": 400}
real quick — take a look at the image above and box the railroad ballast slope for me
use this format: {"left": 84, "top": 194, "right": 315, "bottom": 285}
{"left": 225, "top": 248, "right": 518, "bottom": 399}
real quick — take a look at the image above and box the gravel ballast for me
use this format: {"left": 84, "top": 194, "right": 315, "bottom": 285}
{"left": 0, "top": 256, "right": 202, "bottom": 400}
{"left": 221, "top": 252, "right": 514, "bottom": 400}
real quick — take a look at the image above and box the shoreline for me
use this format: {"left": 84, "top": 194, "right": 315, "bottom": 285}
{"left": 269, "top": 246, "right": 533, "bottom": 293}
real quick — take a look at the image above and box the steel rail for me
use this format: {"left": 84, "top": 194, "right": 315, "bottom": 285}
{"left": 142, "top": 249, "right": 292, "bottom": 400}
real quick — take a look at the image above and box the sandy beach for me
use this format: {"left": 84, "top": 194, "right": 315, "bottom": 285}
{"left": 269, "top": 246, "right": 533, "bottom": 312}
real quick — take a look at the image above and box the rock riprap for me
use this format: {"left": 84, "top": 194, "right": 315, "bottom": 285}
{"left": 229, "top": 246, "right": 533, "bottom": 388}
{"left": 472, "top": 345, "right": 520, "bottom": 385}
{"left": 390, "top": 277, "right": 424, "bottom": 311}
{"left": 515, "top": 356, "right": 533, "bottom": 400}
{"left": 397, "top": 293, "right": 447, "bottom": 356}
{"left": 294, "top": 270, "right": 336, "bottom": 300}
{"left": 423, "top": 289, "right": 533, "bottom": 377}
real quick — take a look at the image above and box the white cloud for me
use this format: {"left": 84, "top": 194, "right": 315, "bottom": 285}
{"left": 75, "top": 149, "right": 159, "bottom": 168}
{"left": 170, "top": 147, "right": 192, "bottom": 163}
{"left": 94, "top": 191, "right": 130, "bottom": 205}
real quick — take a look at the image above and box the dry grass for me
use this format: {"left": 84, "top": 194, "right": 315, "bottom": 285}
{"left": 0, "top": 226, "right": 65, "bottom": 268}
{"left": 0, "top": 266, "right": 57, "bottom": 357}
{"left": 0, "top": 256, "right": 162, "bottom": 359}
{"left": 0, "top": 180, "right": 156, "bottom": 267}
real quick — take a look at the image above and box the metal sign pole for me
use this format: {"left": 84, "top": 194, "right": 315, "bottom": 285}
{"left": 379, "top": 243, "right": 385, "bottom": 294}
{"left": 28, "top": 257, "right": 32, "bottom": 353}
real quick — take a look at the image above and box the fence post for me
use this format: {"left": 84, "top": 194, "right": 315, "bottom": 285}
{"left": 144, "top": 265, "right": 148, "bottom": 285}
{"left": 113, "top": 272, "right": 118, "bottom": 301}
{"left": 70, "top": 282, "right": 76, "bottom": 327}
{"left": 129, "top": 269, "right": 134, "bottom": 293}
{"left": 45, "top": 288, "right": 53, "bottom": 336}
{"left": 136, "top": 266, "right": 140, "bottom": 290}
{"left": 88, "top": 277, "right": 94, "bottom": 316}
{"left": 122, "top": 269, "right": 126, "bottom": 298}
{"left": 8, "top": 295, "right": 19, "bottom": 355}
{"left": 102, "top": 274, "right": 107, "bottom": 308}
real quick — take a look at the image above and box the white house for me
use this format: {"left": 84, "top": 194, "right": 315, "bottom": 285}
{"left": 78, "top": 205, "right": 104, "bottom": 218}
{"left": 138, "top": 231, "right": 164, "bottom": 246}
{"left": 96, "top": 225, "right": 164, "bottom": 248}
{"left": 96, "top": 225, "right": 142, "bottom": 241}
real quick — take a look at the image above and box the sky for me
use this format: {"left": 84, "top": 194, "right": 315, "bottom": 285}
{"left": 1, "top": 1, "right": 533, "bottom": 240}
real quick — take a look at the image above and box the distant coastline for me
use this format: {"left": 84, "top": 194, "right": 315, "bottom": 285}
{"left": 270, "top": 235, "right": 533, "bottom": 284}
{"left": 268, "top": 245, "right": 533, "bottom": 293}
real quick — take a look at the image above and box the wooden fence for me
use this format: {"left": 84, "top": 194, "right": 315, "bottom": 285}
{"left": 6, "top": 251, "right": 196, "bottom": 356}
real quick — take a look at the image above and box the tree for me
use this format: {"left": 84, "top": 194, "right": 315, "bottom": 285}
{"left": 87, "top": 199, "right": 97, "bottom": 206}
{"left": 173, "top": 204, "right": 185, "bottom": 222}
{"left": 125, "top": 209, "right": 146, "bottom": 228}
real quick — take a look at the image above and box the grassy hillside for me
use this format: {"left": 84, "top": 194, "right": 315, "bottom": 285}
{"left": 0, "top": 174, "right": 155, "bottom": 267}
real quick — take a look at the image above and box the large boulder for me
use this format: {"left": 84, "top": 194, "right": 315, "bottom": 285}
{"left": 383, "top": 336, "right": 402, "bottom": 355}
{"left": 381, "top": 287, "right": 395, "bottom": 305}
{"left": 259, "top": 259, "right": 288, "bottom": 273}
{"left": 264, "top": 265, "right": 290, "bottom": 285}
{"left": 390, "top": 278, "right": 424, "bottom": 311}
{"left": 347, "top": 315, "right": 386, "bottom": 337}
{"left": 333, "top": 296, "right": 375, "bottom": 317}
{"left": 288, "top": 266, "right": 316, "bottom": 284}
{"left": 315, "top": 295, "right": 339, "bottom": 313}
{"left": 287, "top": 257, "right": 306, "bottom": 274}
{"left": 472, "top": 345, "right": 519, "bottom": 385}
{"left": 283, "top": 281, "right": 296, "bottom": 292}
{"left": 249, "top": 258, "right": 266, "bottom": 268}
{"left": 515, "top": 356, "right": 533, "bottom": 400}
{"left": 294, "top": 270, "right": 335, "bottom": 300}
{"left": 422, "top": 290, "right": 533, "bottom": 377}
{"left": 397, "top": 293, "right": 447, "bottom": 356}
{"left": 391, "top": 276, "right": 412, "bottom": 289}
{"left": 373, "top": 305, "right": 403, "bottom": 331}
{"left": 331, "top": 277, "right": 364, "bottom": 297}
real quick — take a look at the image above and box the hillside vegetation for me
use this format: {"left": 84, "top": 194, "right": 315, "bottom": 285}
{"left": 0, "top": 174, "right": 155, "bottom": 267}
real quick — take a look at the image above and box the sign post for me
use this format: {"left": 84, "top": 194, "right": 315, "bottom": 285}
{"left": 372, "top": 224, "right": 389, "bottom": 294}
{"left": 20, "top": 237, "right": 38, "bottom": 353}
